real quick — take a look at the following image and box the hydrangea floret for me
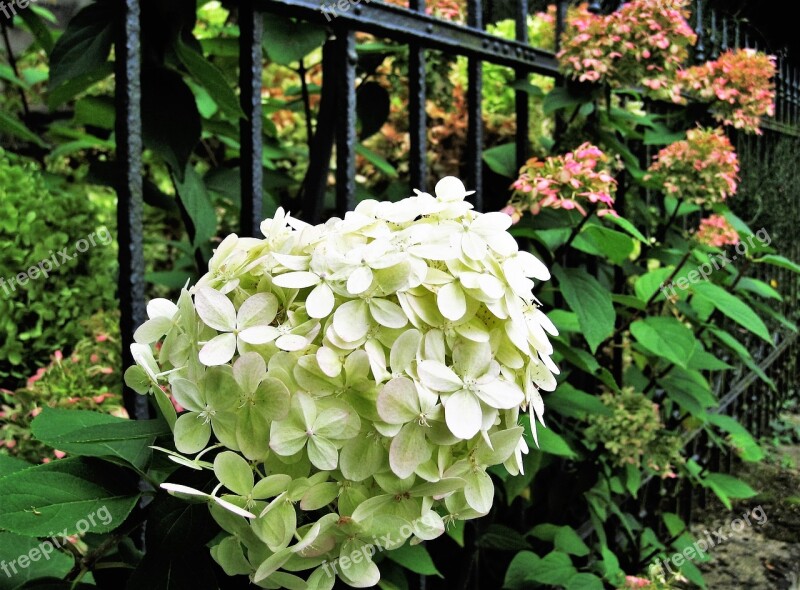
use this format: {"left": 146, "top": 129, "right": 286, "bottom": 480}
{"left": 695, "top": 214, "right": 740, "bottom": 247}
{"left": 126, "top": 177, "right": 559, "bottom": 588}
{"left": 645, "top": 127, "right": 739, "bottom": 206}
{"left": 558, "top": 0, "right": 696, "bottom": 100}
{"left": 506, "top": 143, "right": 617, "bottom": 219}
{"left": 678, "top": 49, "right": 776, "bottom": 134}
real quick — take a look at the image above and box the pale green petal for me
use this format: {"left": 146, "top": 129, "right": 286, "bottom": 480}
{"left": 475, "top": 427, "right": 524, "bottom": 465}
{"left": 203, "top": 366, "right": 241, "bottom": 411}
{"left": 340, "top": 435, "right": 386, "bottom": 482}
{"left": 253, "top": 377, "right": 291, "bottom": 420}
{"left": 453, "top": 316, "right": 491, "bottom": 342}
{"left": 133, "top": 316, "right": 173, "bottom": 344}
{"left": 199, "top": 332, "right": 237, "bottom": 366}
{"left": 418, "top": 360, "right": 462, "bottom": 392}
{"left": 422, "top": 329, "right": 446, "bottom": 364}
{"left": 377, "top": 378, "right": 421, "bottom": 424}
{"left": 452, "top": 340, "right": 492, "bottom": 379}
{"left": 171, "top": 378, "right": 205, "bottom": 412}
{"left": 236, "top": 406, "right": 271, "bottom": 460}
{"left": 211, "top": 535, "right": 251, "bottom": 576}
{"left": 195, "top": 287, "right": 237, "bottom": 331}
{"left": 211, "top": 410, "right": 240, "bottom": 450}
{"left": 253, "top": 499, "right": 296, "bottom": 551}
{"left": 233, "top": 351, "right": 267, "bottom": 393}
{"left": 238, "top": 325, "right": 280, "bottom": 345}
{"left": 275, "top": 333, "right": 310, "bottom": 352}
{"left": 438, "top": 281, "right": 467, "bottom": 321}
{"left": 333, "top": 299, "right": 370, "bottom": 342}
{"left": 389, "top": 329, "right": 421, "bottom": 374}
{"left": 270, "top": 420, "right": 309, "bottom": 456}
{"left": 307, "top": 436, "right": 339, "bottom": 471}
{"left": 369, "top": 298, "right": 408, "bottom": 329}
{"left": 444, "top": 389, "right": 481, "bottom": 440}
{"left": 307, "top": 566, "right": 336, "bottom": 590}
{"left": 412, "top": 509, "right": 446, "bottom": 540}
{"left": 306, "top": 282, "right": 335, "bottom": 319}
{"left": 299, "top": 482, "right": 339, "bottom": 511}
{"left": 316, "top": 346, "right": 342, "bottom": 378}
{"left": 252, "top": 474, "right": 293, "bottom": 499}
{"left": 389, "top": 423, "right": 431, "bottom": 479}
{"left": 214, "top": 451, "right": 254, "bottom": 496}
{"left": 174, "top": 413, "right": 211, "bottom": 454}
{"left": 315, "top": 401, "right": 360, "bottom": 439}
{"left": 237, "top": 292, "right": 279, "bottom": 329}
{"left": 463, "top": 469, "right": 494, "bottom": 514}
{"left": 338, "top": 540, "right": 381, "bottom": 588}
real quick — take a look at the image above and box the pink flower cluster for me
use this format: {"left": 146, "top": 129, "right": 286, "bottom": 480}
{"left": 678, "top": 49, "right": 776, "bottom": 134}
{"left": 507, "top": 143, "right": 617, "bottom": 219}
{"left": 557, "top": 0, "right": 696, "bottom": 100}
{"left": 695, "top": 214, "right": 740, "bottom": 247}
{"left": 646, "top": 127, "right": 739, "bottom": 206}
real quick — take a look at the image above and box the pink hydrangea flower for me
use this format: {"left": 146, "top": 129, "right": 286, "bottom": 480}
{"left": 695, "top": 214, "right": 740, "bottom": 247}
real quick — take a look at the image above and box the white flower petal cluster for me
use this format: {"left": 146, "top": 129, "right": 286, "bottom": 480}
{"left": 127, "top": 177, "right": 559, "bottom": 588}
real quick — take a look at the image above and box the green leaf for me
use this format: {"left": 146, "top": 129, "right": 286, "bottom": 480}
{"left": 477, "top": 524, "right": 531, "bottom": 551}
{"left": 692, "top": 282, "right": 772, "bottom": 343}
{"left": 503, "top": 551, "right": 541, "bottom": 590}
{"left": 545, "top": 384, "right": 612, "bottom": 419}
{"left": 143, "top": 68, "right": 201, "bottom": 177}
{"left": 643, "top": 127, "right": 685, "bottom": 145}
{"left": 658, "top": 367, "right": 715, "bottom": 417}
{"left": 510, "top": 79, "right": 545, "bottom": 97}
{"left": 565, "top": 573, "right": 605, "bottom": 590}
{"left": 176, "top": 37, "right": 245, "bottom": 119}
{"left": 753, "top": 254, "right": 800, "bottom": 274}
{"left": 527, "top": 551, "right": 578, "bottom": 585}
{"left": 262, "top": 15, "right": 326, "bottom": 66}
{"left": 173, "top": 164, "right": 217, "bottom": 248}
{"left": 630, "top": 317, "right": 697, "bottom": 369}
{"left": 529, "top": 424, "right": 577, "bottom": 459}
{"left": 735, "top": 278, "right": 782, "bottom": 301}
{"left": 552, "top": 265, "right": 615, "bottom": 353}
{"left": 0, "top": 532, "right": 74, "bottom": 590}
{"left": 19, "top": 8, "right": 55, "bottom": 54}
{"left": 0, "top": 458, "right": 139, "bottom": 536}
{"left": 31, "top": 408, "right": 169, "bottom": 471}
{"left": 710, "top": 327, "right": 775, "bottom": 390}
{"left": 706, "top": 414, "right": 764, "bottom": 462}
{"left": 386, "top": 542, "right": 442, "bottom": 576}
{"left": 604, "top": 213, "right": 648, "bottom": 243}
{"left": 634, "top": 267, "right": 674, "bottom": 303}
{"left": 74, "top": 95, "right": 115, "bottom": 130}
{"left": 0, "top": 111, "right": 48, "bottom": 148}
{"left": 355, "top": 144, "right": 398, "bottom": 178}
{"left": 47, "top": 63, "right": 114, "bottom": 110}
{"left": 554, "top": 527, "right": 590, "bottom": 557}
{"left": 573, "top": 225, "right": 635, "bottom": 264}
{"left": 483, "top": 143, "right": 517, "bottom": 178}
{"left": 48, "top": 1, "right": 114, "bottom": 89}
{"left": 704, "top": 473, "right": 757, "bottom": 510}
{"left": 357, "top": 82, "right": 391, "bottom": 139}
{"left": 543, "top": 87, "right": 587, "bottom": 115}
{"left": 0, "top": 454, "right": 31, "bottom": 479}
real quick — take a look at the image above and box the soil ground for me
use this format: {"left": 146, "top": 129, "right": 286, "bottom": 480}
{"left": 686, "top": 412, "right": 800, "bottom": 589}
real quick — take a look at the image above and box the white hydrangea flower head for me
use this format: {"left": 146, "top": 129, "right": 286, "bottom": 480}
{"left": 126, "top": 176, "right": 559, "bottom": 588}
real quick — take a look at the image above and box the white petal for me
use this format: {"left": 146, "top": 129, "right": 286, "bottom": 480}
{"left": 347, "top": 266, "right": 374, "bottom": 295}
{"left": 316, "top": 346, "right": 342, "bottom": 378}
{"left": 377, "top": 378, "right": 421, "bottom": 424}
{"left": 444, "top": 390, "right": 482, "bottom": 439}
{"left": 418, "top": 360, "right": 462, "bottom": 392}
{"left": 306, "top": 283, "right": 335, "bottom": 319}
{"left": 435, "top": 176, "right": 470, "bottom": 202}
{"left": 474, "top": 378, "right": 524, "bottom": 409}
{"left": 369, "top": 298, "right": 408, "bottom": 329}
{"left": 461, "top": 232, "right": 488, "bottom": 261}
{"left": 272, "top": 271, "right": 321, "bottom": 289}
{"left": 237, "top": 293, "right": 279, "bottom": 329}
{"left": 438, "top": 282, "right": 467, "bottom": 321}
{"left": 238, "top": 325, "right": 280, "bottom": 345}
{"left": 473, "top": 211, "right": 512, "bottom": 232}
{"left": 389, "top": 329, "right": 422, "bottom": 374}
{"left": 199, "top": 333, "right": 237, "bottom": 366}
{"left": 516, "top": 251, "right": 551, "bottom": 280}
{"left": 195, "top": 288, "right": 237, "bottom": 332}
{"left": 333, "top": 300, "right": 370, "bottom": 342}
{"left": 147, "top": 298, "right": 179, "bottom": 320}
{"left": 276, "top": 334, "right": 309, "bottom": 352}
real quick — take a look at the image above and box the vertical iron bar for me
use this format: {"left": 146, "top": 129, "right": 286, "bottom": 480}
{"left": 116, "top": 0, "right": 148, "bottom": 421}
{"left": 721, "top": 15, "right": 728, "bottom": 51}
{"left": 239, "top": 0, "right": 264, "bottom": 237}
{"left": 709, "top": 9, "right": 718, "bottom": 58}
{"left": 466, "top": 0, "right": 484, "bottom": 209}
{"left": 336, "top": 28, "right": 357, "bottom": 216}
{"left": 694, "top": 0, "right": 705, "bottom": 62}
{"left": 514, "top": 0, "right": 530, "bottom": 170}
{"left": 409, "top": 0, "right": 428, "bottom": 192}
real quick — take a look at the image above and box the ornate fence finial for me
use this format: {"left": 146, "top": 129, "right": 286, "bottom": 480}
{"left": 694, "top": 0, "right": 706, "bottom": 62}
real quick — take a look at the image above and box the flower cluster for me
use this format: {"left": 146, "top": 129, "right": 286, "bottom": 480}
{"left": 679, "top": 49, "right": 776, "bottom": 133}
{"left": 557, "top": 0, "right": 696, "bottom": 100}
{"left": 126, "top": 177, "right": 559, "bottom": 588}
{"left": 646, "top": 127, "right": 739, "bottom": 206}
{"left": 695, "top": 214, "right": 740, "bottom": 247}
{"left": 586, "top": 389, "right": 683, "bottom": 477}
{"left": 507, "top": 143, "right": 617, "bottom": 219}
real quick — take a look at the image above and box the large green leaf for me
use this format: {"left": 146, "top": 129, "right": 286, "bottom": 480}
{"left": 262, "top": 15, "right": 326, "bottom": 66}
{"left": 710, "top": 327, "right": 775, "bottom": 389}
{"left": 0, "top": 458, "right": 139, "bottom": 536}
{"left": 503, "top": 551, "right": 541, "bottom": 590}
{"left": 31, "top": 408, "right": 169, "bottom": 471}
{"left": 573, "top": 225, "right": 635, "bottom": 265}
{"left": 0, "top": 454, "right": 31, "bottom": 479}
{"left": 630, "top": 317, "right": 697, "bottom": 369}
{"left": 692, "top": 281, "right": 771, "bottom": 343}
{"left": 173, "top": 164, "right": 217, "bottom": 248}
{"left": 658, "top": 368, "right": 715, "bottom": 417}
{"left": 706, "top": 414, "right": 764, "bottom": 462}
{"left": 0, "top": 111, "right": 48, "bottom": 148}
{"left": 386, "top": 542, "right": 441, "bottom": 576}
{"left": 483, "top": 143, "right": 517, "bottom": 178}
{"left": 176, "top": 37, "right": 244, "bottom": 119}
{"left": 543, "top": 87, "right": 587, "bottom": 115}
{"left": 0, "top": 532, "right": 74, "bottom": 590}
{"left": 634, "top": 267, "right": 675, "bottom": 303}
{"left": 704, "top": 473, "right": 757, "bottom": 510}
{"left": 753, "top": 254, "right": 800, "bottom": 274}
{"left": 48, "top": 1, "right": 114, "bottom": 89}
{"left": 552, "top": 265, "right": 615, "bottom": 353}
{"left": 545, "top": 384, "right": 612, "bottom": 419}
